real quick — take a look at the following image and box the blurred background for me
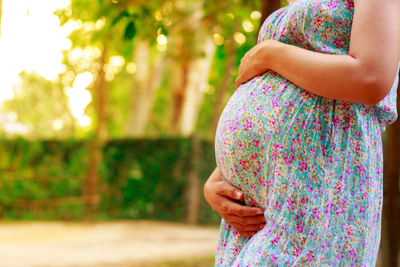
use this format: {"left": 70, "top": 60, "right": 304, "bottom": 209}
{"left": 0, "top": 0, "right": 398, "bottom": 266}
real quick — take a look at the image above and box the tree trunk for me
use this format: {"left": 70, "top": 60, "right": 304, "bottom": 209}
{"left": 85, "top": 44, "right": 108, "bottom": 219}
{"left": 187, "top": 134, "right": 201, "bottom": 224}
{"left": 382, "top": 73, "right": 400, "bottom": 266}
{"left": 125, "top": 40, "right": 169, "bottom": 137}
{"left": 85, "top": 140, "right": 101, "bottom": 218}
{"left": 179, "top": 34, "right": 216, "bottom": 136}
{"left": 125, "top": 40, "right": 149, "bottom": 137}
{"left": 169, "top": 1, "right": 216, "bottom": 136}
{"left": 259, "top": 0, "right": 281, "bottom": 33}
{"left": 170, "top": 34, "right": 190, "bottom": 135}
{"left": 211, "top": 21, "right": 239, "bottom": 138}
{"left": 142, "top": 53, "right": 169, "bottom": 132}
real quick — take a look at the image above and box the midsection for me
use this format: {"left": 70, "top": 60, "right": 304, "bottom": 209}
{"left": 215, "top": 71, "right": 310, "bottom": 206}
{"left": 214, "top": 70, "right": 375, "bottom": 208}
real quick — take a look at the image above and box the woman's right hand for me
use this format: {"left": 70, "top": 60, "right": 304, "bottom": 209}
{"left": 203, "top": 167, "right": 266, "bottom": 237}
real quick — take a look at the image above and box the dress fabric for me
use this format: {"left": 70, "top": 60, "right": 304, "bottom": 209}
{"left": 214, "top": 0, "right": 400, "bottom": 266}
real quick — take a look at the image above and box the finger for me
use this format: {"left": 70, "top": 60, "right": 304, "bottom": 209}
{"left": 218, "top": 198, "right": 264, "bottom": 217}
{"left": 235, "top": 77, "right": 242, "bottom": 90}
{"left": 229, "top": 203, "right": 264, "bottom": 217}
{"left": 229, "top": 214, "right": 266, "bottom": 225}
{"left": 217, "top": 181, "right": 243, "bottom": 201}
{"left": 242, "top": 50, "right": 250, "bottom": 61}
{"left": 240, "top": 54, "right": 248, "bottom": 64}
{"left": 230, "top": 222, "right": 265, "bottom": 232}
{"left": 235, "top": 79, "right": 240, "bottom": 90}
{"left": 238, "top": 231, "right": 257, "bottom": 237}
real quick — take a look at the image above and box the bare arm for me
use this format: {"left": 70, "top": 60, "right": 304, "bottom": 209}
{"left": 236, "top": 0, "right": 400, "bottom": 106}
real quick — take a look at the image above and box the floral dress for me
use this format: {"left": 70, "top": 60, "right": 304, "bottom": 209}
{"left": 214, "top": 0, "right": 400, "bottom": 266}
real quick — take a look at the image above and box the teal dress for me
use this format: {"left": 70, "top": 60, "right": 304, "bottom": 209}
{"left": 214, "top": 0, "right": 399, "bottom": 265}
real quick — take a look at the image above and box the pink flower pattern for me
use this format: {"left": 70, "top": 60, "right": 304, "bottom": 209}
{"left": 214, "top": 0, "right": 399, "bottom": 265}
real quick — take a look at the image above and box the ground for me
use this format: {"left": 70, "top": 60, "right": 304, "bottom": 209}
{"left": 0, "top": 220, "right": 219, "bottom": 267}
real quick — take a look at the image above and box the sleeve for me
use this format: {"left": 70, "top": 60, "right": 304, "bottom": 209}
{"left": 372, "top": 62, "right": 400, "bottom": 131}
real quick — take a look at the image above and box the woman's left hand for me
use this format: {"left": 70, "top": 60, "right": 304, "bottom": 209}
{"left": 235, "top": 39, "right": 279, "bottom": 90}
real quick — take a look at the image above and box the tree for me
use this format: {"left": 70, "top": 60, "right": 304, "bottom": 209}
{"left": 210, "top": 20, "right": 239, "bottom": 137}
{"left": 84, "top": 42, "right": 109, "bottom": 217}
{"left": 169, "top": 0, "right": 216, "bottom": 136}
{"left": 57, "top": 0, "right": 117, "bottom": 215}
{"left": 1, "top": 72, "right": 75, "bottom": 139}
{"left": 382, "top": 73, "right": 400, "bottom": 267}
{"left": 259, "top": 0, "right": 281, "bottom": 33}
{"left": 211, "top": 0, "right": 281, "bottom": 138}
{"left": 121, "top": 3, "right": 169, "bottom": 137}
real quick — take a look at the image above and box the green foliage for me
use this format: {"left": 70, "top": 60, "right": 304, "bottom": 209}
{"left": 1, "top": 72, "right": 75, "bottom": 139}
{"left": 0, "top": 138, "right": 89, "bottom": 219}
{"left": 123, "top": 21, "right": 136, "bottom": 40}
{"left": 0, "top": 138, "right": 220, "bottom": 224}
{"left": 0, "top": 0, "right": 268, "bottom": 139}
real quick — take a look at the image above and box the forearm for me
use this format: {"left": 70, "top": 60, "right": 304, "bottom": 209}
{"left": 256, "top": 40, "right": 391, "bottom": 106}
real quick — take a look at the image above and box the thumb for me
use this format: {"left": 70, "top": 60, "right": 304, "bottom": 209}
{"left": 219, "top": 181, "right": 243, "bottom": 201}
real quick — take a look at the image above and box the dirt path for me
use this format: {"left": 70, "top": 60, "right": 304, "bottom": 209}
{"left": 0, "top": 220, "right": 219, "bottom": 267}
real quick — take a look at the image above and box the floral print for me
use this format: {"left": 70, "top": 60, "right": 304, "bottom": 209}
{"left": 214, "top": 0, "right": 399, "bottom": 266}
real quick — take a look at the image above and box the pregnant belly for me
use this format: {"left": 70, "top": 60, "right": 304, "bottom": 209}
{"left": 214, "top": 70, "right": 335, "bottom": 208}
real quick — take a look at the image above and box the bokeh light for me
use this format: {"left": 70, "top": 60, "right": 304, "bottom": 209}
{"left": 234, "top": 32, "right": 246, "bottom": 45}
{"left": 66, "top": 72, "right": 93, "bottom": 127}
{"left": 0, "top": 0, "right": 73, "bottom": 105}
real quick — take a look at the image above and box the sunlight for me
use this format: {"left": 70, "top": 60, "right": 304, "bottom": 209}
{"left": 234, "top": 32, "right": 246, "bottom": 45}
{"left": 212, "top": 33, "right": 224, "bottom": 46}
{"left": 52, "top": 119, "right": 64, "bottom": 130}
{"left": 156, "top": 34, "right": 168, "bottom": 52}
{"left": 242, "top": 19, "right": 255, "bottom": 33}
{"left": 157, "top": 34, "right": 168, "bottom": 45}
{"left": 0, "top": 0, "right": 72, "bottom": 105}
{"left": 104, "top": 55, "right": 125, "bottom": 82}
{"left": 126, "top": 62, "right": 137, "bottom": 74}
{"left": 109, "top": 55, "right": 125, "bottom": 68}
{"left": 250, "top": 11, "right": 262, "bottom": 20}
{"left": 66, "top": 72, "right": 93, "bottom": 127}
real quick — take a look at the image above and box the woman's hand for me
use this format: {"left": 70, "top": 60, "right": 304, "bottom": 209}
{"left": 204, "top": 167, "right": 266, "bottom": 237}
{"left": 235, "top": 40, "right": 279, "bottom": 90}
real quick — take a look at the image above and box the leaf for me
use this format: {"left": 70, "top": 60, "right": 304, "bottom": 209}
{"left": 111, "top": 10, "right": 131, "bottom": 27}
{"left": 124, "top": 21, "right": 136, "bottom": 40}
{"left": 158, "top": 24, "right": 168, "bottom": 36}
{"left": 140, "top": 6, "right": 151, "bottom": 16}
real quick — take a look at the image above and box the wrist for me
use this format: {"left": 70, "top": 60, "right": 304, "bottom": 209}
{"left": 256, "top": 39, "right": 284, "bottom": 72}
{"left": 204, "top": 167, "right": 220, "bottom": 199}
{"left": 209, "top": 166, "right": 222, "bottom": 183}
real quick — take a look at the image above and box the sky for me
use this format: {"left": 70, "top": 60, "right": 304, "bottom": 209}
{"left": 0, "top": 0, "right": 72, "bottom": 101}
{"left": 0, "top": 0, "right": 93, "bottom": 132}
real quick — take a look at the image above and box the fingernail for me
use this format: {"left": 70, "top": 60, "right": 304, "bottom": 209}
{"left": 236, "top": 192, "right": 242, "bottom": 199}
{"left": 259, "top": 224, "right": 264, "bottom": 229}
{"left": 257, "top": 210, "right": 264, "bottom": 215}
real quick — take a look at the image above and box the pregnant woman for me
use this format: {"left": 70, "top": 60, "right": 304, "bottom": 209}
{"left": 204, "top": 0, "right": 400, "bottom": 265}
